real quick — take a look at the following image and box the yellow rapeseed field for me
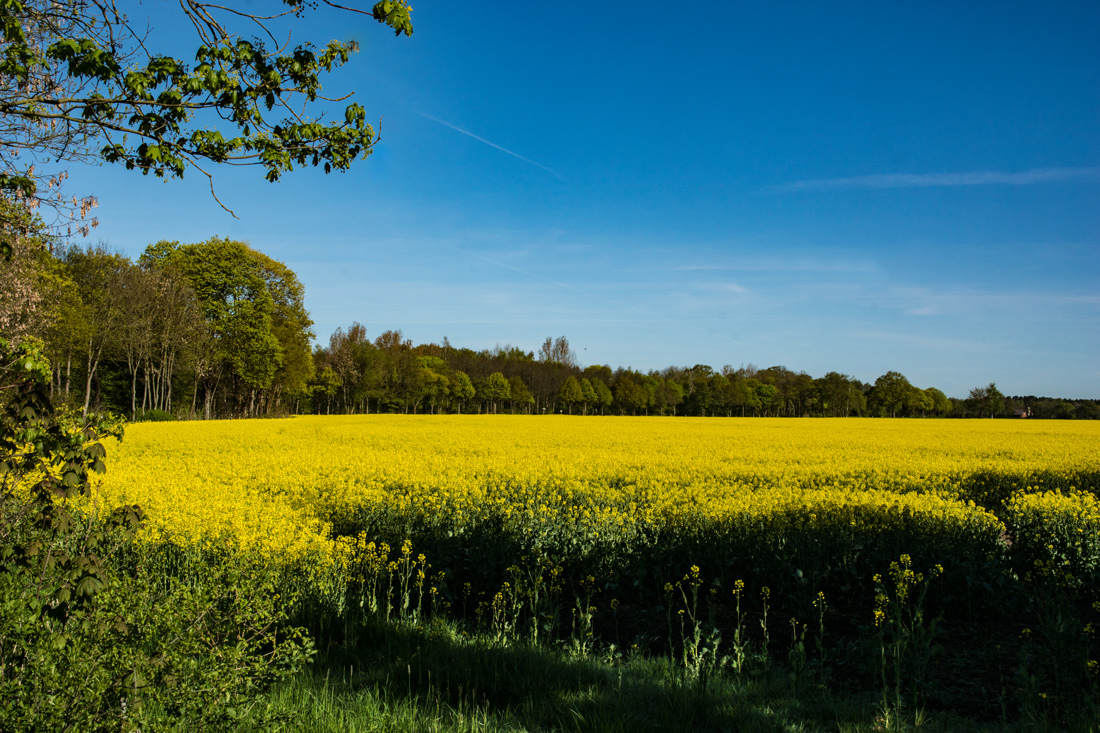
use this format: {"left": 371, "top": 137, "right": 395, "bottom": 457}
{"left": 88, "top": 416, "right": 1099, "bottom": 588}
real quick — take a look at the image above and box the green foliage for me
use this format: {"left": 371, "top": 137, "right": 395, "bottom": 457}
{"left": 557, "top": 376, "right": 582, "bottom": 414}
{"left": 1004, "top": 489, "right": 1100, "bottom": 594}
{"left": 1, "top": 0, "right": 413, "bottom": 213}
{"left": 142, "top": 237, "right": 316, "bottom": 417}
{"left": 508, "top": 375, "right": 534, "bottom": 413}
{"left": 414, "top": 356, "right": 450, "bottom": 413}
{"left": 924, "top": 387, "right": 952, "bottom": 416}
{"left": 873, "top": 556, "right": 943, "bottom": 729}
{"left": 814, "top": 371, "right": 863, "bottom": 417}
{"left": 870, "top": 371, "right": 914, "bottom": 418}
{"left": 310, "top": 366, "right": 342, "bottom": 412}
{"left": 0, "top": 337, "right": 313, "bottom": 731}
{"left": 752, "top": 380, "right": 779, "bottom": 415}
{"left": 612, "top": 375, "right": 648, "bottom": 415}
{"left": 592, "top": 378, "right": 613, "bottom": 414}
{"left": 132, "top": 408, "right": 176, "bottom": 422}
{"left": 0, "top": 337, "right": 114, "bottom": 494}
{"left": 0, "top": 518, "right": 315, "bottom": 731}
{"left": 59, "top": 245, "right": 133, "bottom": 417}
{"left": 578, "top": 378, "right": 597, "bottom": 413}
{"left": 451, "top": 371, "right": 476, "bottom": 411}
{"left": 967, "top": 382, "right": 1006, "bottom": 418}
{"left": 16, "top": 235, "right": 317, "bottom": 420}
{"left": 482, "top": 372, "right": 510, "bottom": 414}
{"left": 302, "top": 328, "right": 1093, "bottom": 419}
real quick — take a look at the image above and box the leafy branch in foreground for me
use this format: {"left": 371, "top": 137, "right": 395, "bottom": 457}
{"left": 0, "top": 0, "right": 412, "bottom": 227}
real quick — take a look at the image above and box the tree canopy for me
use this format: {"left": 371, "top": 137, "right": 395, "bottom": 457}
{"left": 967, "top": 382, "right": 1006, "bottom": 419}
{"left": 1, "top": 0, "right": 412, "bottom": 243}
{"left": 142, "top": 237, "right": 313, "bottom": 418}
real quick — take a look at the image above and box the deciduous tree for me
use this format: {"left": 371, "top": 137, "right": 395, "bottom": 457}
{"left": 508, "top": 375, "right": 534, "bottom": 414}
{"left": 924, "top": 387, "right": 952, "bottom": 416}
{"left": 413, "top": 355, "right": 449, "bottom": 414}
{"left": 592, "top": 378, "right": 613, "bottom": 415}
{"left": 539, "top": 335, "right": 576, "bottom": 368}
{"left": 1, "top": 0, "right": 413, "bottom": 231}
{"left": 558, "top": 375, "right": 582, "bottom": 414}
{"left": 450, "top": 371, "right": 475, "bottom": 413}
{"left": 0, "top": 199, "right": 54, "bottom": 342}
{"left": 967, "top": 382, "right": 1005, "bottom": 419}
{"left": 613, "top": 374, "right": 649, "bottom": 416}
{"left": 483, "top": 371, "right": 510, "bottom": 414}
{"left": 869, "top": 371, "right": 914, "bottom": 418}
{"left": 61, "top": 244, "right": 129, "bottom": 417}
{"left": 143, "top": 238, "right": 296, "bottom": 418}
{"left": 579, "top": 377, "right": 598, "bottom": 415}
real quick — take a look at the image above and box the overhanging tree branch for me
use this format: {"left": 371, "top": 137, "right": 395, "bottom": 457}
{"left": 0, "top": 0, "right": 412, "bottom": 232}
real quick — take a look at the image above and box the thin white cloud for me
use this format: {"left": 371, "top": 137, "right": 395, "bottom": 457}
{"left": 847, "top": 286, "right": 1100, "bottom": 322}
{"left": 771, "top": 167, "right": 1100, "bottom": 192}
{"left": 417, "top": 112, "right": 562, "bottom": 179}
{"left": 896, "top": 287, "right": 1100, "bottom": 308}
{"left": 673, "top": 259, "right": 877, "bottom": 273}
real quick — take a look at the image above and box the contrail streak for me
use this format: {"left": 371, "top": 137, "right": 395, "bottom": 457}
{"left": 418, "top": 112, "right": 562, "bottom": 179}
{"left": 459, "top": 249, "right": 588, "bottom": 295}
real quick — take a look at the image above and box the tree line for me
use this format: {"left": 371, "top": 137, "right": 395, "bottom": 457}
{"left": 311, "top": 336, "right": 1079, "bottom": 420}
{"left": 5, "top": 228, "right": 1096, "bottom": 421}
{"left": 3, "top": 216, "right": 316, "bottom": 419}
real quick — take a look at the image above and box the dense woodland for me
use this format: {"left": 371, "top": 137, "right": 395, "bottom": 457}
{"left": 4, "top": 230, "right": 1097, "bottom": 421}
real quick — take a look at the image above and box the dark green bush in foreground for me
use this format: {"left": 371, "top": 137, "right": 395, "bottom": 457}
{"left": 0, "top": 338, "right": 312, "bottom": 732}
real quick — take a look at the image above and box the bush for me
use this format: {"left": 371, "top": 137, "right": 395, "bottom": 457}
{"left": 133, "top": 408, "right": 177, "bottom": 422}
{"left": 0, "top": 338, "right": 313, "bottom": 732}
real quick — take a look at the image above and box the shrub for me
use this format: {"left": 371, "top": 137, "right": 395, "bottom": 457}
{"left": 0, "top": 337, "right": 313, "bottom": 732}
{"left": 132, "top": 408, "right": 177, "bottom": 422}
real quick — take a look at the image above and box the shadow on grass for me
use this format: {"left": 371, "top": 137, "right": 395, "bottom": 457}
{"left": 278, "top": 618, "right": 891, "bottom": 733}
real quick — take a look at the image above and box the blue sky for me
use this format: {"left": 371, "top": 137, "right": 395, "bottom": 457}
{"left": 67, "top": 1, "right": 1098, "bottom": 397}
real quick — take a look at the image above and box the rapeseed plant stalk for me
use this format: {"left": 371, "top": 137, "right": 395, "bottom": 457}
{"left": 874, "top": 555, "right": 942, "bottom": 730}
{"left": 669, "top": 565, "right": 727, "bottom": 687}
{"left": 788, "top": 617, "right": 807, "bottom": 692}
{"left": 813, "top": 590, "right": 828, "bottom": 682}
{"left": 570, "top": 574, "right": 599, "bottom": 656}
{"left": 730, "top": 580, "right": 749, "bottom": 675}
{"left": 761, "top": 586, "right": 772, "bottom": 669}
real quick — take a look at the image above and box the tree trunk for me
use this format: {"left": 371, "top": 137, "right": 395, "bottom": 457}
{"left": 82, "top": 344, "right": 102, "bottom": 419}
{"left": 204, "top": 383, "right": 215, "bottom": 420}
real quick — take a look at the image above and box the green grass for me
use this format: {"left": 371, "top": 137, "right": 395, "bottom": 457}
{"left": 250, "top": 616, "right": 1040, "bottom": 733}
